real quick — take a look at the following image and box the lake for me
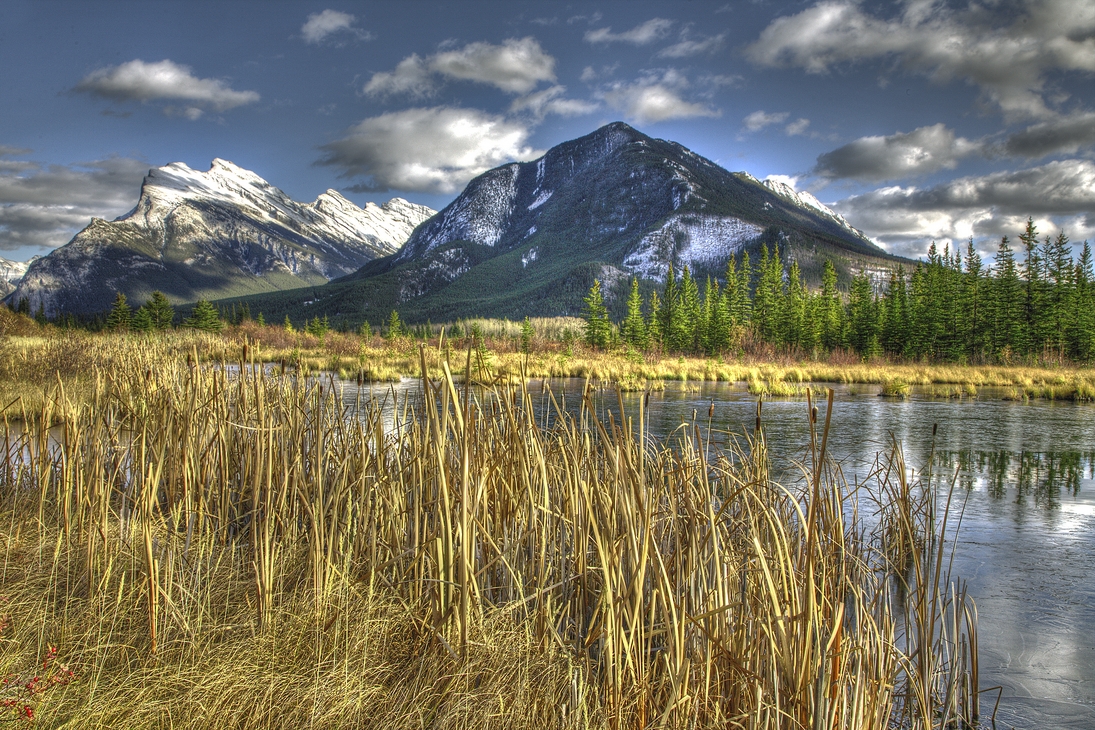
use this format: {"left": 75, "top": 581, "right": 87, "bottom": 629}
{"left": 341, "top": 376, "right": 1095, "bottom": 729}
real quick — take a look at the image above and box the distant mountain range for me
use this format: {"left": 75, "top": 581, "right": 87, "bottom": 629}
{"left": 228, "top": 122, "right": 904, "bottom": 325}
{"left": 4, "top": 160, "right": 434, "bottom": 317}
{"left": 0, "top": 257, "right": 36, "bottom": 299}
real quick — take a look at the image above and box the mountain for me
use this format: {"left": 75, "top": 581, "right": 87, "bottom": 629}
{"left": 0, "top": 256, "right": 35, "bottom": 299}
{"left": 4, "top": 160, "right": 434, "bottom": 317}
{"left": 225, "top": 122, "right": 904, "bottom": 326}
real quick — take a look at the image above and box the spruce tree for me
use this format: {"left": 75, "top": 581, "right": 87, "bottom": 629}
{"left": 646, "top": 290, "right": 663, "bottom": 348}
{"left": 130, "top": 306, "right": 154, "bottom": 333}
{"left": 520, "top": 317, "right": 535, "bottom": 355}
{"left": 145, "top": 291, "right": 175, "bottom": 330}
{"left": 962, "top": 240, "right": 986, "bottom": 361}
{"left": 1019, "top": 218, "right": 1044, "bottom": 354}
{"left": 819, "top": 260, "right": 844, "bottom": 351}
{"left": 621, "top": 279, "right": 647, "bottom": 349}
{"left": 182, "top": 299, "right": 223, "bottom": 332}
{"left": 992, "top": 236, "right": 1024, "bottom": 357}
{"left": 674, "top": 266, "right": 700, "bottom": 352}
{"left": 106, "top": 292, "right": 131, "bottom": 331}
{"left": 582, "top": 280, "right": 610, "bottom": 349}
{"left": 880, "top": 267, "right": 909, "bottom": 357}
{"left": 386, "top": 310, "right": 404, "bottom": 339}
{"left": 1071, "top": 240, "right": 1095, "bottom": 361}
{"left": 846, "top": 273, "right": 879, "bottom": 357}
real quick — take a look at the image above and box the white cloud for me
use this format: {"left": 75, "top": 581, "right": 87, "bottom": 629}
{"left": 1002, "top": 111, "right": 1095, "bottom": 158}
{"left": 600, "top": 69, "right": 719, "bottom": 124}
{"left": 657, "top": 33, "right": 726, "bottom": 58}
{"left": 74, "top": 59, "right": 259, "bottom": 115}
{"left": 832, "top": 159, "right": 1095, "bottom": 256}
{"left": 0, "top": 156, "right": 149, "bottom": 254}
{"left": 746, "top": 0, "right": 1095, "bottom": 119}
{"left": 509, "top": 86, "right": 598, "bottom": 120}
{"left": 365, "top": 37, "right": 555, "bottom": 96}
{"left": 743, "top": 110, "right": 788, "bottom": 132}
{"left": 316, "top": 107, "right": 542, "bottom": 194}
{"left": 600, "top": 68, "right": 718, "bottom": 124}
{"left": 785, "top": 118, "right": 811, "bottom": 136}
{"left": 816, "top": 124, "right": 982, "bottom": 180}
{"left": 585, "top": 19, "right": 674, "bottom": 45}
{"left": 363, "top": 54, "right": 434, "bottom": 98}
{"left": 301, "top": 9, "right": 370, "bottom": 45}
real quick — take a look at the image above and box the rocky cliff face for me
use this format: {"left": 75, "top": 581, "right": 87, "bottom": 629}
{"left": 5, "top": 159, "right": 434, "bottom": 316}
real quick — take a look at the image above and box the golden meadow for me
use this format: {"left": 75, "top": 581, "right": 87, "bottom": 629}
{"left": 0, "top": 313, "right": 1029, "bottom": 728}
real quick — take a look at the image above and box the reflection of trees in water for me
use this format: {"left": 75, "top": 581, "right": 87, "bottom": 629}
{"left": 935, "top": 449, "right": 1094, "bottom": 505}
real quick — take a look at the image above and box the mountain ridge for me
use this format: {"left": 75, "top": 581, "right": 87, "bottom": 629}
{"left": 5, "top": 160, "right": 434, "bottom": 317}
{"left": 226, "top": 122, "right": 904, "bottom": 325}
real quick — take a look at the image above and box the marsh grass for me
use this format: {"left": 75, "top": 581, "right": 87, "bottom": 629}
{"left": 0, "top": 338, "right": 987, "bottom": 728}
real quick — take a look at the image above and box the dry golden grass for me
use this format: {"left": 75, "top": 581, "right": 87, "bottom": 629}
{"left": 0, "top": 341, "right": 983, "bottom": 728}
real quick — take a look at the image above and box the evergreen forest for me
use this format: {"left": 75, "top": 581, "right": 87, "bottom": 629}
{"left": 602, "top": 219, "right": 1095, "bottom": 363}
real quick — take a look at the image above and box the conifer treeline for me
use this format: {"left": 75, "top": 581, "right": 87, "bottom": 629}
{"left": 604, "top": 219, "right": 1095, "bottom": 363}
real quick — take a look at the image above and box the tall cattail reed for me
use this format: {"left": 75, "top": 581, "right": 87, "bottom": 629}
{"left": 0, "top": 343, "right": 980, "bottom": 729}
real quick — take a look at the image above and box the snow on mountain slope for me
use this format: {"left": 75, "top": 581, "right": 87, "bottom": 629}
{"left": 623, "top": 214, "right": 763, "bottom": 281}
{"left": 759, "top": 177, "right": 863, "bottom": 237}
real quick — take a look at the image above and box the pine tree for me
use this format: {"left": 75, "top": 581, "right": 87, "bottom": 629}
{"left": 659, "top": 264, "right": 678, "bottom": 345}
{"left": 962, "top": 240, "right": 986, "bottom": 361}
{"left": 582, "top": 280, "right": 610, "bottom": 348}
{"left": 182, "top": 300, "right": 223, "bottom": 332}
{"left": 819, "top": 260, "right": 844, "bottom": 351}
{"left": 620, "top": 279, "right": 648, "bottom": 349}
{"left": 1045, "top": 231, "right": 1073, "bottom": 359}
{"left": 256, "top": 312, "right": 266, "bottom": 327}
{"left": 880, "top": 267, "right": 909, "bottom": 357}
{"left": 674, "top": 266, "right": 700, "bottom": 352}
{"left": 145, "top": 291, "right": 175, "bottom": 330}
{"left": 386, "top": 310, "right": 404, "bottom": 339}
{"left": 1071, "top": 240, "right": 1095, "bottom": 361}
{"left": 1019, "top": 218, "right": 1044, "bottom": 354}
{"left": 283, "top": 315, "right": 295, "bottom": 333}
{"left": 131, "top": 306, "right": 154, "bottom": 333}
{"left": 106, "top": 292, "right": 131, "bottom": 331}
{"left": 646, "top": 290, "right": 663, "bottom": 348}
{"left": 785, "top": 260, "right": 806, "bottom": 350}
{"left": 846, "top": 273, "right": 879, "bottom": 357}
{"left": 520, "top": 317, "right": 535, "bottom": 355}
{"left": 732, "top": 252, "right": 752, "bottom": 326}
{"left": 992, "top": 236, "right": 1023, "bottom": 358}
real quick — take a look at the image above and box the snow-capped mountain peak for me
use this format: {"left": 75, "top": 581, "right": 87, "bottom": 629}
{"left": 7, "top": 160, "right": 435, "bottom": 316}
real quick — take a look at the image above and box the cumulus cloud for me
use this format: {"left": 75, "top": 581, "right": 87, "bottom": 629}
{"left": 832, "top": 159, "right": 1095, "bottom": 256}
{"left": 74, "top": 59, "right": 259, "bottom": 117}
{"left": 816, "top": 124, "right": 982, "bottom": 180}
{"left": 785, "top": 118, "right": 811, "bottom": 136}
{"left": 657, "top": 32, "right": 726, "bottom": 58}
{"left": 301, "top": 9, "right": 371, "bottom": 44}
{"left": 316, "top": 107, "right": 542, "bottom": 194}
{"left": 509, "top": 86, "right": 598, "bottom": 120}
{"left": 364, "top": 37, "right": 555, "bottom": 96}
{"left": 0, "top": 155, "right": 148, "bottom": 254}
{"left": 746, "top": 0, "right": 1095, "bottom": 119}
{"left": 743, "top": 110, "right": 788, "bottom": 132}
{"left": 1002, "top": 112, "right": 1095, "bottom": 158}
{"left": 585, "top": 19, "right": 674, "bottom": 45}
{"left": 600, "top": 69, "right": 720, "bottom": 124}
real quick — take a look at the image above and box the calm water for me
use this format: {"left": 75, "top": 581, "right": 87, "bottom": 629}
{"left": 342, "top": 376, "right": 1095, "bottom": 729}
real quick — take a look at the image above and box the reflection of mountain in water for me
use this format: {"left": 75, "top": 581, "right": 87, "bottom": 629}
{"left": 936, "top": 449, "right": 1095, "bottom": 504}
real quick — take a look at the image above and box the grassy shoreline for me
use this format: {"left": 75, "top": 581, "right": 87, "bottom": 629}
{"left": 1, "top": 348, "right": 980, "bottom": 728}
{"left": 4, "top": 324, "right": 1095, "bottom": 421}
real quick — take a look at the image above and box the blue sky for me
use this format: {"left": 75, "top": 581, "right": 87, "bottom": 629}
{"left": 2, "top": 0, "right": 1093, "bottom": 263}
